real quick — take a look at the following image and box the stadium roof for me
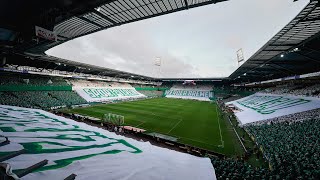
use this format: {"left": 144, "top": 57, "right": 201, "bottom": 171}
{"left": 0, "top": 0, "right": 229, "bottom": 55}
{"left": 161, "top": 78, "right": 226, "bottom": 81}
{"left": 230, "top": 0, "right": 320, "bottom": 83}
{"left": 4, "top": 53, "right": 227, "bottom": 81}
{"left": 5, "top": 53, "right": 156, "bottom": 81}
{"left": 4, "top": 0, "right": 320, "bottom": 83}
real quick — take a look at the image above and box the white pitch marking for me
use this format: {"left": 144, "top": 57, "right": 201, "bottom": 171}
{"left": 136, "top": 121, "right": 145, "bottom": 128}
{"left": 215, "top": 105, "right": 224, "bottom": 148}
{"left": 167, "top": 118, "right": 183, "bottom": 134}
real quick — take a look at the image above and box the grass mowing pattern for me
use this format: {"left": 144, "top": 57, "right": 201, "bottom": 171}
{"left": 65, "top": 98, "right": 243, "bottom": 156}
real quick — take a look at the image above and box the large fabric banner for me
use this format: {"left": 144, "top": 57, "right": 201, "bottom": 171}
{"left": 227, "top": 93, "right": 320, "bottom": 125}
{"left": 165, "top": 89, "right": 213, "bottom": 101}
{"left": 74, "top": 87, "right": 146, "bottom": 102}
{"left": 35, "top": 26, "right": 57, "bottom": 41}
{"left": 0, "top": 105, "right": 216, "bottom": 180}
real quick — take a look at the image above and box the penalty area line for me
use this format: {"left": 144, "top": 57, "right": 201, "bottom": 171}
{"left": 215, "top": 105, "right": 224, "bottom": 148}
{"left": 174, "top": 135, "right": 221, "bottom": 147}
{"left": 167, "top": 118, "right": 183, "bottom": 134}
{"left": 135, "top": 121, "right": 145, "bottom": 128}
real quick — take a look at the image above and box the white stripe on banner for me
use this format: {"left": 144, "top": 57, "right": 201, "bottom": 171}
{"left": 227, "top": 93, "right": 320, "bottom": 125}
{"left": 0, "top": 105, "right": 216, "bottom": 180}
{"left": 74, "top": 87, "right": 146, "bottom": 102}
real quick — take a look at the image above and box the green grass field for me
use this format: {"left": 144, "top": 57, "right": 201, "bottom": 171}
{"left": 65, "top": 98, "right": 243, "bottom": 156}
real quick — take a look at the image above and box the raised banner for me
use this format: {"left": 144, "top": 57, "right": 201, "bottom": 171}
{"left": 35, "top": 26, "right": 57, "bottom": 41}
{"left": 0, "top": 105, "right": 216, "bottom": 180}
{"left": 74, "top": 87, "right": 146, "bottom": 102}
{"left": 227, "top": 93, "right": 320, "bottom": 125}
{"left": 165, "top": 89, "right": 213, "bottom": 101}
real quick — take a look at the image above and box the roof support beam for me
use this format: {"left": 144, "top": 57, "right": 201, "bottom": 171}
{"left": 94, "top": 10, "right": 117, "bottom": 25}
{"left": 264, "top": 64, "right": 290, "bottom": 76}
{"left": 262, "top": 49, "right": 287, "bottom": 52}
{"left": 269, "top": 63, "right": 297, "bottom": 74}
{"left": 270, "top": 44, "right": 297, "bottom": 46}
{"left": 301, "top": 17, "right": 320, "bottom": 23}
{"left": 78, "top": 16, "right": 104, "bottom": 28}
{"left": 293, "top": 51, "right": 320, "bottom": 64}
{"left": 302, "top": 46, "right": 320, "bottom": 54}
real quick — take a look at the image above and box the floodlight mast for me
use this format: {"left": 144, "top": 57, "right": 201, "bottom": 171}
{"left": 237, "top": 48, "right": 245, "bottom": 67}
{"left": 154, "top": 57, "right": 161, "bottom": 78}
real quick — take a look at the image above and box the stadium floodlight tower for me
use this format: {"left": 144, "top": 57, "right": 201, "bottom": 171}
{"left": 154, "top": 57, "right": 162, "bottom": 78}
{"left": 237, "top": 48, "right": 245, "bottom": 67}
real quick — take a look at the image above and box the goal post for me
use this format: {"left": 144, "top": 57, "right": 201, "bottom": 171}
{"left": 102, "top": 113, "right": 125, "bottom": 126}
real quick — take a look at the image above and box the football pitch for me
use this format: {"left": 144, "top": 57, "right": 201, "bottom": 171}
{"left": 65, "top": 98, "right": 243, "bottom": 155}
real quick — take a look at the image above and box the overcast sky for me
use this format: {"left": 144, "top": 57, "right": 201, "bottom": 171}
{"left": 46, "top": 0, "right": 309, "bottom": 78}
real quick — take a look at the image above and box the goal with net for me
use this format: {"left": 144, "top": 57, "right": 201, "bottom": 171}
{"left": 102, "top": 113, "right": 125, "bottom": 126}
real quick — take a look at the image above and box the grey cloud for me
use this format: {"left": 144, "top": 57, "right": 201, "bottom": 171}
{"left": 47, "top": 23, "right": 199, "bottom": 78}
{"left": 47, "top": 0, "right": 308, "bottom": 78}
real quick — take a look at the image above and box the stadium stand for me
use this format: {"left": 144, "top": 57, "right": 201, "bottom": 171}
{"left": 0, "top": 72, "right": 87, "bottom": 109}
{"left": 210, "top": 157, "right": 270, "bottom": 179}
{"left": 0, "top": 72, "right": 69, "bottom": 86}
{"left": 2, "top": 71, "right": 320, "bottom": 179}
{"left": 2, "top": 0, "right": 320, "bottom": 178}
{"left": 0, "top": 91, "right": 86, "bottom": 109}
{"left": 0, "top": 105, "right": 215, "bottom": 180}
{"left": 137, "top": 90, "right": 164, "bottom": 97}
{"left": 133, "top": 85, "right": 167, "bottom": 97}
{"left": 217, "top": 99, "right": 320, "bottom": 179}
{"left": 165, "top": 83, "right": 214, "bottom": 101}
{"left": 247, "top": 108, "right": 320, "bottom": 126}
{"left": 245, "top": 115, "right": 320, "bottom": 179}
{"left": 222, "top": 81, "right": 320, "bottom": 178}
{"left": 70, "top": 79, "right": 146, "bottom": 102}
{"left": 133, "top": 84, "right": 159, "bottom": 88}
{"left": 68, "top": 79, "right": 133, "bottom": 88}
{"left": 164, "top": 83, "right": 255, "bottom": 102}
{"left": 171, "top": 83, "right": 213, "bottom": 90}
{"left": 260, "top": 82, "right": 320, "bottom": 98}
{"left": 213, "top": 86, "right": 256, "bottom": 102}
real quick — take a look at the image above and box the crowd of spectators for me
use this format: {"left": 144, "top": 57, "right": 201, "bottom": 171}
{"left": 171, "top": 83, "right": 213, "bottom": 90}
{"left": 68, "top": 79, "right": 132, "bottom": 88}
{"left": 0, "top": 72, "right": 88, "bottom": 109}
{"left": 2, "top": 72, "right": 320, "bottom": 179}
{"left": 245, "top": 116, "right": 320, "bottom": 179}
{"left": 0, "top": 91, "right": 87, "bottom": 109}
{"left": 211, "top": 156, "right": 270, "bottom": 180}
{"left": 137, "top": 90, "right": 163, "bottom": 97}
{"left": 219, "top": 94, "right": 320, "bottom": 180}
{"left": 246, "top": 108, "right": 320, "bottom": 126}
{"left": 0, "top": 72, "right": 68, "bottom": 86}
{"left": 261, "top": 82, "right": 320, "bottom": 98}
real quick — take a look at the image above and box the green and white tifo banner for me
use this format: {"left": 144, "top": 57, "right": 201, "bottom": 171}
{"left": 227, "top": 93, "right": 320, "bottom": 125}
{"left": 165, "top": 89, "right": 213, "bottom": 101}
{"left": 74, "top": 87, "right": 146, "bottom": 102}
{"left": 0, "top": 105, "right": 215, "bottom": 180}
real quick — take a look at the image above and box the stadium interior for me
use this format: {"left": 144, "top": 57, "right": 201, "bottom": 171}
{"left": 1, "top": 0, "right": 320, "bottom": 180}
